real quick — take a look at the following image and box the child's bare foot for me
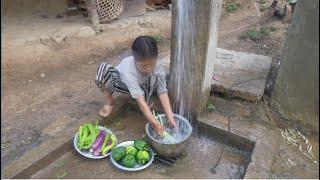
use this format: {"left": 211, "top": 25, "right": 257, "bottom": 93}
{"left": 99, "top": 104, "right": 115, "bottom": 117}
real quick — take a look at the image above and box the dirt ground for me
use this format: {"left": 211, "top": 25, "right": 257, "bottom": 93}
{"left": 2, "top": 0, "right": 318, "bottom": 177}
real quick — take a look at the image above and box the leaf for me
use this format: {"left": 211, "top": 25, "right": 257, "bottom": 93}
{"left": 1, "top": 142, "right": 10, "bottom": 149}
{"left": 56, "top": 170, "right": 68, "bottom": 179}
{"left": 303, "top": 152, "right": 313, "bottom": 160}
{"left": 288, "top": 159, "right": 296, "bottom": 165}
{"left": 206, "top": 99, "right": 215, "bottom": 111}
{"left": 54, "top": 161, "right": 64, "bottom": 168}
{"left": 151, "top": 35, "right": 162, "bottom": 43}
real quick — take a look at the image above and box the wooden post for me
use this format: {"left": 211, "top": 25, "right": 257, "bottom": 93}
{"left": 87, "top": 0, "right": 101, "bottom": 34}
{"left": 169, "top": 0, "right": 222, "bottom": 119}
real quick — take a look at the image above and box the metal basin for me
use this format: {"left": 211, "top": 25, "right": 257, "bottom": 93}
{"left": 145, "top": 114, "right": 193, "bottom": 157}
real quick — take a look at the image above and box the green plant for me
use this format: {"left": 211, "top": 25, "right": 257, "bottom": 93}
{"left": 259, "top": 5, "right": 269, "bottom": 12}
{"left": 56, "top": 170, "right": 68, "bottom": 179}
{"left": 226, "top": 3, "right": 238, "bottom": 12}
{"left": 258, "top": 0, "right": 266, "bottom": 4}
{"left": 241, "top": 28, "right": 260, "bottom": 41}
{"left": 241, "top": 26, "right": 274, "bottom": 42}
{"left": 270, "top": 26, "right": 277, "bottom": 32}
{"left": 206, "top": 99, "right": 215, "bottom": 112}
{"left": 260, "top": 27, "right": 271, "bottom": 37}
{"left": 151, "top": 35, "right": 162, "bottom": 43}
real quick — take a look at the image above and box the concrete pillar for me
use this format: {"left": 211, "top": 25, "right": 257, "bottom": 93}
{"left": 270, "top": 0, "right": 319, "bottom": 131}
{"left": 169, "top": 0, "right": 222, "bottom": 119}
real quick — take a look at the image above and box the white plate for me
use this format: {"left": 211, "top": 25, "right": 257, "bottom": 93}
{"left": 73, "top": 126, "right": 116, "bottom": 159}
{"left": 110, "top": 141, "right": 155, "bottom": 171}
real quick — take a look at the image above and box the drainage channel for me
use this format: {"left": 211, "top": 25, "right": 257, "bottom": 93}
{"left": 4, "top": 102, "right": 255, "bottom": 179}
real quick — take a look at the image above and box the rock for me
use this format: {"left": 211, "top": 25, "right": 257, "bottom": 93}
{"left": 52, "top": 33, "right": 67, "bottom": 43}
{"left": 88, "top": 61, "right": 94, "bottom": 65}
{"left": 78, "top": 26, "right": 96, "bottom": 37}
{"left": 56, "top": 14, "right": 64, "bottom": 19}
{"left": 138, "top": 20, "right": 153, "bottom": 28}
{"left": 40, "top": 14, "right": 49, "bottom": 19}
{"left": 211, "top": 48, "right": 272, "bottom": 101}
{"left": 39, "top": 34, "right": 50, "bottom": 45}
{"left": 40, "top": 73, "right": 45, "bottom": 78}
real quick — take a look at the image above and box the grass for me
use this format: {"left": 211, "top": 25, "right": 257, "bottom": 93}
{"left": 206, "top": 99, "right": 215, "bottom": 112}
{"left": 151, "top": 35, "right": 162, "bottom": 43}
{"left": 260, "top": 27, "right": 271, "bottom": 37}
{"left": 258, "top": 0, "right": 266, "bottom": 4}
{"left": 54, "top": 161, "right": 65, "bottom": 168}
{"left": 259, "top": 5, "right": 269, "bottom": 12}
{"left": 56, "top": 170, "right": 68, "bottom": 179}
{"left": 225, "top": 0, "right": 240, "bottom": 13}
{"left": 270, "top": 26, "right": 277, "bottom": 32}
{"left": 241, "top": 26, "right": 277, "bottom": 42}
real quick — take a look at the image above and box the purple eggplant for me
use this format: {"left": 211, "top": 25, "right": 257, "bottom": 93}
{"left": 93, "top": 146, "right": 101, "bottom": 156}
{"left": 90, "top": 130, "right": 106, "bottom": 153}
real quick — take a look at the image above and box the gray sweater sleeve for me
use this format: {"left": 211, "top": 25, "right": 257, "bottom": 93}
{"left": 156, "top": 65, "right": 168, "bottom": 95}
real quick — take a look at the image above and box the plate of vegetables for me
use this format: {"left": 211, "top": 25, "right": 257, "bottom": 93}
{"left": 110, "top": 140, "right": 155, "bottom": 171}
{"left": 74, "top": 122, "right": 117, "bottom": 159}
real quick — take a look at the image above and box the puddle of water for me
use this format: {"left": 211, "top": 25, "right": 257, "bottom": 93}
{"left": 31, "top": 111, "right": 251, "bottom": 179}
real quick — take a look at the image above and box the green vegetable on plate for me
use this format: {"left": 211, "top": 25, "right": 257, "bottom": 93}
{"left": 102, "top": 134, "right": 117, "bottom": 155}
{"left": 125, "top": 146, "right": 138, "bottom": 156}
{"left": 121, "top": 154, "right": 137, "bottom": 168}
{"left": 134, "top": 140, "right": 148, "bottom": 151}
{"left": 136, "top": 150, "right": 150, "bottom": 164}
{"left": 112, "top": 146, "right": 126, "bottom": 161}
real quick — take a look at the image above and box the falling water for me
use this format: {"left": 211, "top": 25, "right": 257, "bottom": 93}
{"left": 172, "top": 0, "right": 196, "bottom": 121}
{"left": 170, "top": 0, "right": 222, "bottom": 129}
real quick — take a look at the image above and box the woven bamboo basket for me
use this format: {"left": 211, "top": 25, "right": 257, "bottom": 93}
{"left": 97, "top": 0, "right": 124, "bottom": 23}
{"left": 83, "top": 0, "right": 124, "bottom": 23}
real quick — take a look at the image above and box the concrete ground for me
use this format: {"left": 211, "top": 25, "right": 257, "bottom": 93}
{"left": 3, "top": 94, "right": 318, "bottom": 178}
{"left": 30, "top": 111, "right": 251, "bottom": 179}
{"left": 2, "top": 0, "right": 318, "bottom": 178}
{"left": 205, "top": 95, "right": 319, "bottom": 179}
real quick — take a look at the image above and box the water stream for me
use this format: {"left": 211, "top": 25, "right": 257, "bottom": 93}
{"left": 172, "top": 0, "right": 196, "bottom": 121}
{"left": 171, "top": 0, "right": 221, "bottom": 128}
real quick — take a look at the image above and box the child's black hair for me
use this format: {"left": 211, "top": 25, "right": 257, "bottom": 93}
{"left": 132, "top": 36, "right": 158, "bottom": 61}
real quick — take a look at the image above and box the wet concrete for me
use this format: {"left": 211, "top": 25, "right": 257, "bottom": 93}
{"left": 200, "top": 95, "right": 319, "bottom": 179}
{"left": 31, "top": 110, "right": 252, "bottom": 179}
{"left": 4, "top": 95, "right": 318, "bottom": 179}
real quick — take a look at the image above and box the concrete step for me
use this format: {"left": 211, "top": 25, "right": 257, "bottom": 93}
{"left": 159, "top": 48, "right": 272, "bottom": 101}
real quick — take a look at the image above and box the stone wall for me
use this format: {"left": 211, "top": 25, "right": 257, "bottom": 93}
{"left": 270, "top": 0, "right": 319, "bottom": 131}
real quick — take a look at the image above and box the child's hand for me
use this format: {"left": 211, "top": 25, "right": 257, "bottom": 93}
{"left": 168, "top": 119, "right": 177, "bottom": 128}
{"left": 154, "top": 123, "right": 164, "bottom": 136}
{"left": 169, "top": 119, "right": 179, "bottom": 133}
